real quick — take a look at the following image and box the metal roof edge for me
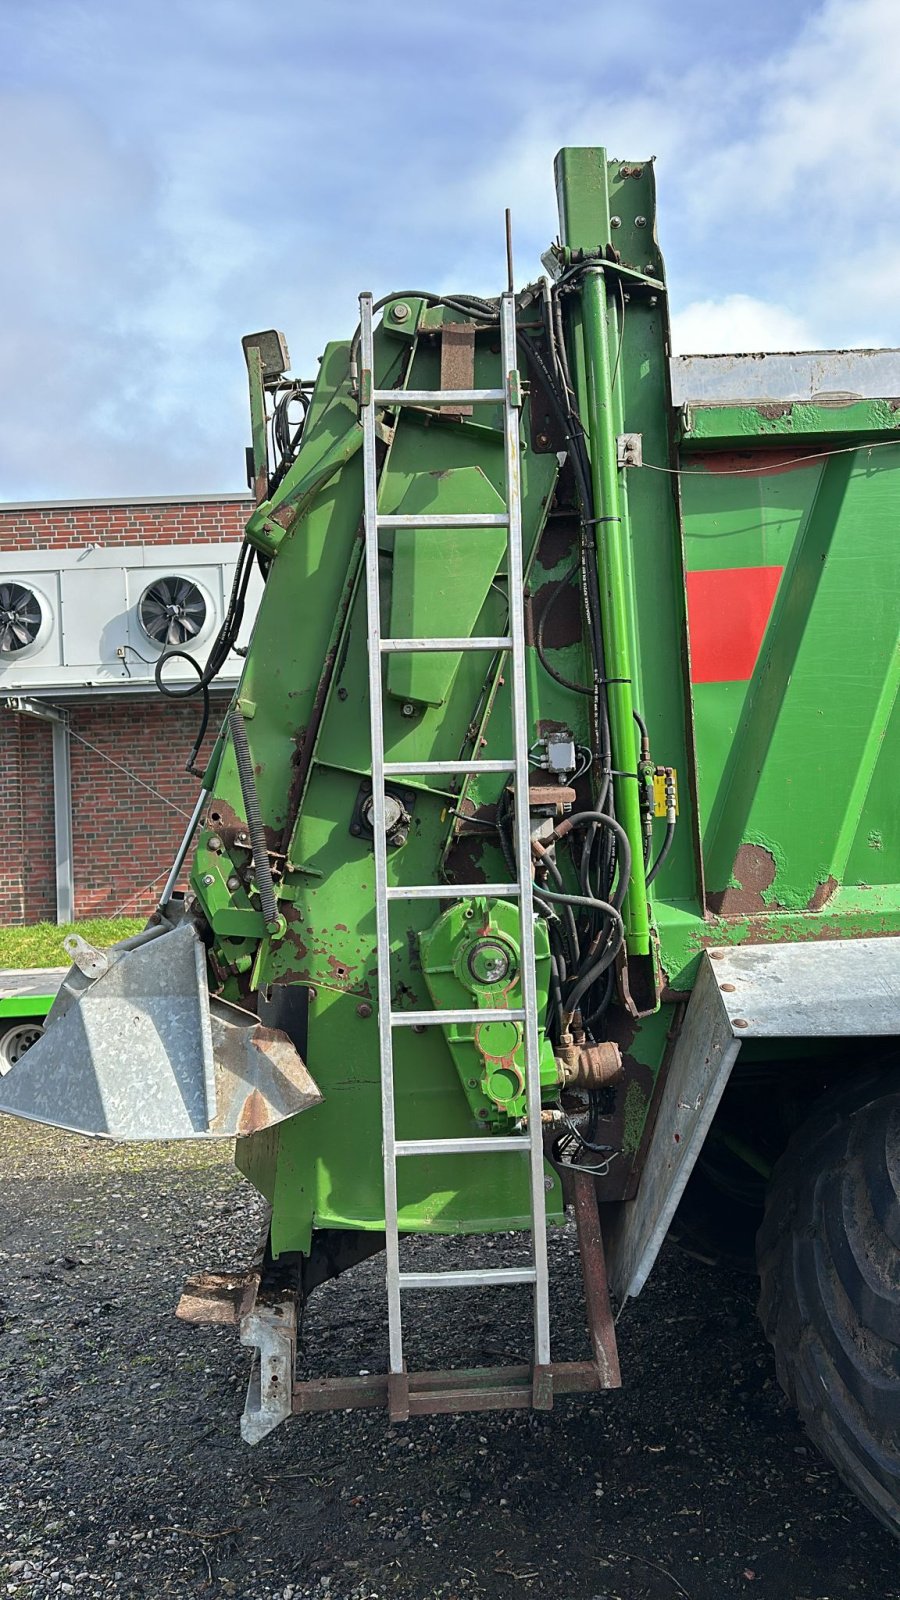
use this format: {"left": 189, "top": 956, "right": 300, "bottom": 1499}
{"left": 0, "top": 491, "right": 253, "bottom": 514}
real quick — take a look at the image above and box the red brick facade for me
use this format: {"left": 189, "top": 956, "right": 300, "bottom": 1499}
{"left": 0, "top": 496, "right": 248, "bottom": 553}
{"left": 0, "top": 495, "right": 248, "bottom": 924}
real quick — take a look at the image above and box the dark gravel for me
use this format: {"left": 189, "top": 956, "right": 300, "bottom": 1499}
{"left": 1, "top": 1115, "right": 897, "bottom": 1600}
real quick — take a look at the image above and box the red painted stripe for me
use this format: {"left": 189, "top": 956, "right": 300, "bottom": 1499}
{"left": 686, "top": 565, "right": 783, "bottom": 683}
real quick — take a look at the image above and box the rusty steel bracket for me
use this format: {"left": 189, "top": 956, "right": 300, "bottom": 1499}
{"left": 570, "top": 1169, "right": 621, "bottom": 1388}
{"left": 175, "top": 1219, "right": 269, "bottom": 1327}
{"left": 291, "top": 1361, "right": 603, "bottom": 1418}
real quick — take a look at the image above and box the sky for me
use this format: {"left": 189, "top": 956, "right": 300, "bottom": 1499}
{"left": 1, "top": 0, "right": 898, "bottom": 501}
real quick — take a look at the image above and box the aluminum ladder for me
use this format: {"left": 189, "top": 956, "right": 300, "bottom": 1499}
{"left": 358, "top": 290, "right": 551, "bottom": 1416}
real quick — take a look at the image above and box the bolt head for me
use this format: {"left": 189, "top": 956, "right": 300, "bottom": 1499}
{"left": 356, "top": 1002, "right": 373, "bottom": 1019}
{"left": 392, "top": 302, "right": 411, "bottom": 323}
{"left": 635, "top": 215, "right": 647, "bottom": 227}
{"left": 544, "top": 1176, "right": 554, "bottom": 1192}
{"left": 610, "top": 215, "right": 621, "bottom": 229}
{"left": 201, "top": 873, "right": 215, "bottom": 887}
{"left": 401, "top": 703, "right": 416, "bottom": 717}
{"left": 226, "top": 875, "right": 241, "bottom": 891}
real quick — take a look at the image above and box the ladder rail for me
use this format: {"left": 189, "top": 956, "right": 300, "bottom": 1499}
{"left": 500, "top": 293, "right": 552, "bottom": 1368}
{"left": 360, "top": 292, "right": 404, "bottom": 1374}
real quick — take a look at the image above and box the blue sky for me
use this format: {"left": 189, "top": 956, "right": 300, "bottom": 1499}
{"left": 1, "top": 0, "right": 897, "bottom": 500}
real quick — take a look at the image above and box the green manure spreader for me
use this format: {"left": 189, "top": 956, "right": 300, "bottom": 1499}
{"left": 3, "top": 147, "right": 898, "bottom": 1536}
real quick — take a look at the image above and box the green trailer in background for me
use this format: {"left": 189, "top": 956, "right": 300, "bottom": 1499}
{"left": 2, "top": 148, "right": 897, "bottom": 1534}
{"left": 0, "top": 970, "right": 59, "bottom": 1075}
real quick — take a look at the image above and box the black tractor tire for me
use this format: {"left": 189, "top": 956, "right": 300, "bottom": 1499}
{"left": 757, "top": 1067, "right": 900, "bottom": 1538}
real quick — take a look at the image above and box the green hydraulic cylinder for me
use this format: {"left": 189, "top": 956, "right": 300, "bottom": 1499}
{"left": 579, "top": 267, "right": 651, "bottom": 956}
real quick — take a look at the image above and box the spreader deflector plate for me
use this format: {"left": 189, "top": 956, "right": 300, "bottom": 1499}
{"left": 0, "top": 922, "right": 321, "bottom": 1140}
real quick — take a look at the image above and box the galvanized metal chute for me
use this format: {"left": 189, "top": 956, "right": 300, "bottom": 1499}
{"left": 0, "top": 919, "right": 321, "bottom": 1140}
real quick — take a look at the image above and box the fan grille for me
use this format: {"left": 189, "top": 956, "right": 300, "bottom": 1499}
{"left": 0, "top": 582, "right": 43, "bottom": 655}
{"left": 139, "top": 576, "right": 207, "bottom": 648}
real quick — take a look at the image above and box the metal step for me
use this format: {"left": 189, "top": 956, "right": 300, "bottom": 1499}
{"left": 374, "top": 387, "right": 505, "bottom": 407}
{"left": 391, "top": 1008, "right": 526, "bottom": 1027}
{"left": 377, "top": 513, "right": 508, "bottom": 529}
{"left": 384, "top": 883, "right": 519, "bottom": 901}
{"left": 399, "top": 1267, "right": 537, "bottom": 1290}
{"left": 395, "top": 1136, "right": 529, "bottom": 1155}
{"left": 383, "top": 758, "right": 514, "bottom": 776}
{"left": 380, "top": 636, "right": 512, "bottom": 653}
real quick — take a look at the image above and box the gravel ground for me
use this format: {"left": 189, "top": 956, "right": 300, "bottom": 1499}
{"left": 1, "top": 1117, "right": 897, "bottom": 1600}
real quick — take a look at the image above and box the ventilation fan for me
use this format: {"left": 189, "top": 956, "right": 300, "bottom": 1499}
{"left": 138, "top": 576, "right": 208, "bottom": 648}
{"left": 0, "top": 582, "right": 44, "bottom": 655}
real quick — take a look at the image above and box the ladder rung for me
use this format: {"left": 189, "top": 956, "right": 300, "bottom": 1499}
{"left": 399, "top": 1267, "right": 537, "bottom": 1290}
{"left": 377, "top": 513, "right": 508, "bottom": 529}
{"left": 395, "top": 1137, "right": 530, "bottom": 1155}
{"left": 374, "top": 388, "right": 505, "bottom": 407}
{"left": 385, "top": 883, "right": 519, "bottom": 901}
{"left": 380, "top": 636, "right": 511, "bottom": 653}
{"left": 383, "top": 759, "right": 514, "bottom": 776}
{"left": 391, "top": 1008, "right": 526, "bottom": 1027}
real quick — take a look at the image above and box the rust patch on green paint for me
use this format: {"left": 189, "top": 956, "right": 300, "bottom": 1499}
{"left": 707, "top": 842, "right": 779, "bottom": 915}
{"left": 807, "top": 875, "right": 838, "bottom": 911}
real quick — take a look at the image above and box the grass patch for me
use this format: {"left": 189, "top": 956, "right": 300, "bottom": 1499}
{"left": 0, "top": 918, "right": 145, "bottom": 969}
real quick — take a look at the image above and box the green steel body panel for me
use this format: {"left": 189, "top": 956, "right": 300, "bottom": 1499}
{"left": 172, "top": 146, "right": 898, "bottom": 1255}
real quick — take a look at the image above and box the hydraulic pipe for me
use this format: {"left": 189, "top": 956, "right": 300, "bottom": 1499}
{"left": 579, "top": 267, "right": 650, "bottom": 955}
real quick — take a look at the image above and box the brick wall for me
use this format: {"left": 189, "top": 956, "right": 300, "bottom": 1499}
{"left": 0, "top": 495, "right": 250, "bottom": 552}
{"left": 0, "top": 495, "right": 249, "bottom": 924}
{"left": 0, "top": 714, "right": 56, "bottom": 923}
{"left": 0, "top": 698, "right": 226, "bottom": 921}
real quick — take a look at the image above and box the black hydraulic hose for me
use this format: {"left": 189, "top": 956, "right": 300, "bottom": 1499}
{"left": 348, "top": 290, "right": 500, "bottom": 391}
{"left": 646, "top": 819, "right": 676, "bottom": 886}
{"left": 548, "top": 950, "right": 566, "bottom": 1041}
{"left": 552, "top": 810, "right": 632, "bottom": 911}
{"left": 531, "top": 839, "right": 579, "bottom": 961}
{"left": 564, "top": 931, "right": 624, "bottom": 1021}
{"left": 155, "top": 538, "right": 254, "bottom": 772}
{"left": 228, "top": 709, "right": 279, "bottom": 928}
{"left": 583, "top": 965, "right": 616, "bottom": 1030}
{"left": 154, "top": 650, "right": 210, "bottom": 774}
{"left": 537, "top": 883, "right": 624, "bottom": 929}
{"left": 535, "top": 559, "right": 593, "bottom": 695}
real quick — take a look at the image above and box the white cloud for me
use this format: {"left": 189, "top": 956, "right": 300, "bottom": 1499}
{"left": 467, "top": 0, "right": 900, "bottom": 349}
{"left": 1, "top": 0, "right": 898, "bottom": 499}
{"left": 671, "top": 294, "right": 820, "bottom": 356}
